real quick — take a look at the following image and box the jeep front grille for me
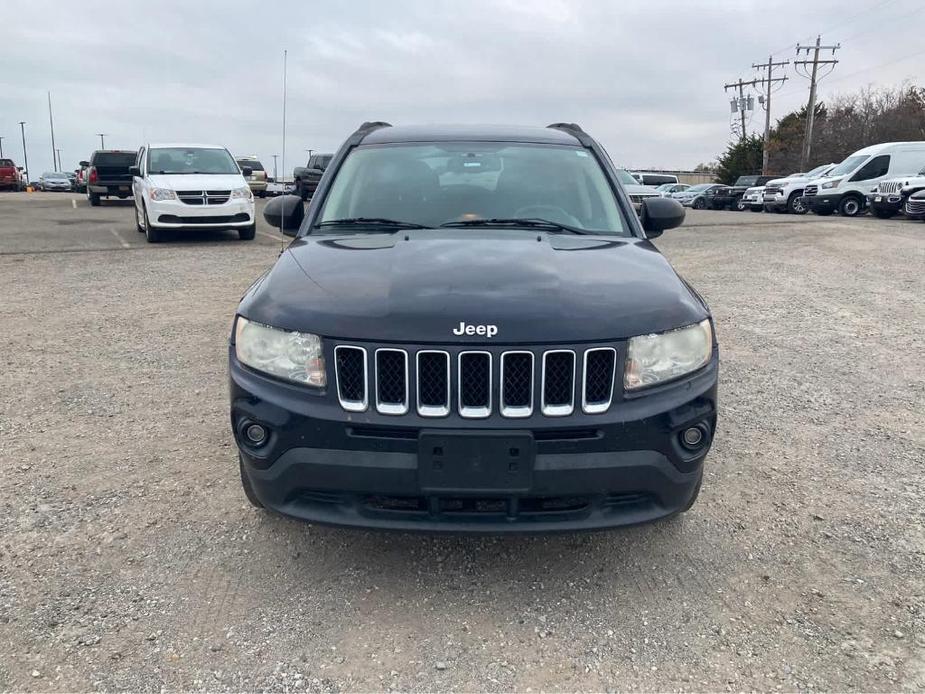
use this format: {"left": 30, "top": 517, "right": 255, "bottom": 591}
{"left": 333, "top": 344, "right": 622, "bottom": 418}
{"left": 877, "top": 181, "right": 902, "bottom": 194}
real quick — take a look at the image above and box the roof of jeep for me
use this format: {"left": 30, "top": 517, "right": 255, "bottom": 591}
{"left": 360, "top": 124, "right": 582, "bottom": 146}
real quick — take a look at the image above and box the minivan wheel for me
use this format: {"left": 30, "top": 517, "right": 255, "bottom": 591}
{"left": 238, "top": 223, "right": 256, "bottom": 241}
{"left": 239, "top": 454, "right": 265, "bottom": 509}
{"left": 788, "top": 193, "right": 807, "bottom": 214}
{"left": 135, "top": 204, "right": 145, "bottom": 232}
{"left": 839, "top": 196, "right": 863, "bottom": 217}
{"left": 144, "top": 206, "right": 162, "bottom": 243}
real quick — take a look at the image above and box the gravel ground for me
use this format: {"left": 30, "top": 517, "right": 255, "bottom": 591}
{"left": 0, "top": 192, "right": 923, "bottom": 691}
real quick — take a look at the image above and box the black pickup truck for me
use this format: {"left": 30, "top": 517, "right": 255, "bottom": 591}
{"left": 292, "top": 152, "right": 333, "bottom": 200}
{"left": 80, "top": 150, "right": 136, "bottom": 206}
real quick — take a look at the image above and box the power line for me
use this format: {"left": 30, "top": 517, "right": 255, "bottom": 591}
{"left": 794, "top": 36, "right": 840, "bottom": 170}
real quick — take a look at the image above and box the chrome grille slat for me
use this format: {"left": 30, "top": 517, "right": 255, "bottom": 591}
{"left": 500, "top": 351, "right": 534, "bottom": 418}
{"left": 416, "top": 351, "right": 450, "bottom": 417}
{"left": 582, "top": 348, "right": 616, "bottom": 414}
{"left": 541, "top": 350, "right": 576, "bottom": 417}
{"left": 375, "top": 348, "right": 408, "bottom": 415}
{"left": 458, "top": 351, "right": 491, "bottom": 418}
{"left": 334, "top": 346, "right": 368, "bottom": 412}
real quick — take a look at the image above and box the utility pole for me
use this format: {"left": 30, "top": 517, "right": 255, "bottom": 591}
{"left": 19, "top": 121, "right": 30, "bottom": 183}
{"left": 795, "top": 36, "right": 840, "bottom": 170}
{"left": 55, "top": 148, "right": 62, "bottom": 171}
{"left": 272, "top": 154, "right": 278, "bottom": 180}
{"left": 752, "top": 56, "right": 789, "bottom": 174}
{"left": 96, "top": 133, "right": 107, "bottom": 149}
{"left": 723, "top": 78, "right": 755, "bottom": 140}
{"left": 48, "top": 92, "right": 57, "bottom": 171}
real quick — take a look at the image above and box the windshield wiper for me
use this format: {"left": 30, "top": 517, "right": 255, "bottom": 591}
{"left": 316, "top": 217, "right": 428, "bottom": 230}
{"left": 439, "top": 218, "right": 591, "bottom": 234}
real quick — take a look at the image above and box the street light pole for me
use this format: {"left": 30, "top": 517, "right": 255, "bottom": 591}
{"left": 96, "top": 133, "right": 107, "bottom": 149}
{"left": 19, "top": 122, "right": 29, "bottom": 183}
{"left": 272, "top": 154, "right": 278, "bottom": 180}
{"left": 56, "top": 149, "right": 62, "bottom": 171}
{"left": 48, "top": 91, "right": 58, "bottom": 171}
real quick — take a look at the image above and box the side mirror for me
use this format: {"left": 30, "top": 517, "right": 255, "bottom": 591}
{"left": 79, "top": 160, "right": 90, "bottom": 167}
{"left": 263, "top": 194, "right": 304, "bottom": 237}
{"left": 129, "top": 165, "right": 141, "bottom": 176}
{"left": 640, "top": 197, "right": 685, "bottom": 238}
{"left": 241, "top": 166, "right": 253, "bottom": 177}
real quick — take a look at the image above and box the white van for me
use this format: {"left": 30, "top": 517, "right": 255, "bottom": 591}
{"left": 803, "top": 141, "right": 925, "bottom": 216}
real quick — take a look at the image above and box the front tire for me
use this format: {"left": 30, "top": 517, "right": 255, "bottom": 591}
{"left": 787, "top": 193, "right": 807, "bottom": 215}
{"left": 238, "top": 223, "right": 256, "bottom": 241}
{"left": 135, "top": 203, "right": 145, "bottom": 233}
{"left": 143, "top": 206, "right": 162, "bottom": 243}
{"left": 734, "top": 197, "right": 746, "bottom": 211}
{"left": 839, "top": 195, "right": 863, "bottom": 217}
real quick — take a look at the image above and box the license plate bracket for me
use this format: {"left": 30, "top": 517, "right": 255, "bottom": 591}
{"left": 418, "top": 430, "right": 535, "bottom": 493}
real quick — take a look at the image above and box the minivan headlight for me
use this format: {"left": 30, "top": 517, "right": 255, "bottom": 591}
{"left": 234, "top": 317, "right": 326, "bottom": 387}
{"left": 820, "top": 178, "right": 842, "bottom": 189}
{"left": 150, "top": 188, "right": 176, "bottom": 201}
{"left": 231, "top": 186, "right": 253, "bottom": 200}
{"left": 624, "top": 319, "right": 712, "bottom": 390}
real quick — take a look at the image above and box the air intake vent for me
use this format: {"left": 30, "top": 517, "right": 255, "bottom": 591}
{"left": 458, "top": 351, "right": 491, "bottom": 418}
{"left": 542, "top": 350, "right": 575, "bottom": 416}
{"left": 334, "top": 346, "right": 367, "bottom": 411}
{"left": 375, "top": 349, "right": 408, "bottom": 415}
{"left": 582, "top": 348, "right": 616, "bottom": 414}
{"left": 416, "top": 351, "right": 450, "bottom": 417}
{"left": 501, "top": 351, "right": 533, "bottom": 418}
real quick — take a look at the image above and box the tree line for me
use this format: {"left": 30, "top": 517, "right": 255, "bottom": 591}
{"left": 712, "top": 83, "right": 925, "bottom": 184}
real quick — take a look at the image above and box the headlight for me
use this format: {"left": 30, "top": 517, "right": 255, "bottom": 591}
{"left": 624, "top": 319, "right": 712, "bottom": 390}
{"left": 231, "top": 186, "right": 253, "bottom": 200}
{"left": 234, "top": 317, "right": 326, "bottom": 387}
{"left": 150, "top": 188, "right": 176, "bottom": 201}
{"left": 820, "top": 178, "right": 842, "bottom": 189}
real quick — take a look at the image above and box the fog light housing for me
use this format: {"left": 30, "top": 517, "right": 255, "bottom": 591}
{"left": 243, "top": 422, "right": 268, "bottom": 446}
{"left": 680, "top": 424, "right": 708, "bottom": 451}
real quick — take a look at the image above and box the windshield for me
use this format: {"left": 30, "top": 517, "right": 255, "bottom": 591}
{"left": 827, "top": 155, "right": 868, "bottom": 178}
{"left": 148, "top": 147, "right": 239, "bottom": 175}
{"left": 44, "top": 171, "right": 66, "bottom": 178}
{"left": 686, "top": 184, "right": 711, "bottom": 192}
{"left": 735, "top": 176, "right": 758, "bottom": 186}
{"left": 318, "top": 143, "right": 628, "bottom": 235}
{"left": 805, "top": 163, "right": 831, "bottom": 177}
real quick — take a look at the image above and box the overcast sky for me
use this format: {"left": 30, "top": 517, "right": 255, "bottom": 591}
{"left": 3, "top": 0, "right": 922, "bottom": 178}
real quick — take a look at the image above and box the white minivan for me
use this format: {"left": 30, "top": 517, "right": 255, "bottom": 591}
{"left": 131, "top": 143, "right": 256, "bottom": 243}
{"left": 803, "top": 141, "right": 925, "bottom": 217}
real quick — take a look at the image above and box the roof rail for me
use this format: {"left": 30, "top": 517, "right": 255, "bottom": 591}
{"left": 546, "top": 122, "right": 593, "bottom": 146}
{"left": 345, "top": 121, "right": 392, "bottom": 147}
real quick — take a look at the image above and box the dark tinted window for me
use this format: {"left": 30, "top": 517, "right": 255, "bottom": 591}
{"left": 237, "top": 160, "right": 264, "bottom": 171}
{"left": 93, "top": 152, "right": 136, "bottom": 166}
{"left": 851, "top": 155, "right": 890, "bottom": 181}
{"left": 0, "top": 159, "right": 13, "bottom": 167}
{"left": 735, "top": 176, "right": 758, "bottom": 186}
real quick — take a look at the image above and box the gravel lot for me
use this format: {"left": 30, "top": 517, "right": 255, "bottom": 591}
{"left": 1, "top": 192, "right": 923, "bottom": 691}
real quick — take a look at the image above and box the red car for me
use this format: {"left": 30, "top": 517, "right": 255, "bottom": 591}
{"left": 0, "top": 158, "right": 21, "bottom": 191}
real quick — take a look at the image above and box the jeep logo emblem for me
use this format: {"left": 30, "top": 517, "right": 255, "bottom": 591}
{"left": 452, "top": 321, "right": 498, "bottom": 338}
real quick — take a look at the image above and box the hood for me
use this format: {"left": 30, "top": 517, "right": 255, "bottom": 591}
{"left": 146, "top": 173, "right": 246, "bottom": 190}
{"left": 765, "top": 177, "right": 793, "bottom": 187}
{"left": 239, "top": 230, "right": 707, "bottom": 343}
{"left": 808, "top": 175, "right": 839, "bottom": 188}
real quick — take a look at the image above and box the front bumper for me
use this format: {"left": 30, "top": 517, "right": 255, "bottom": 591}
{"left": 148, "top": 197, "right": 254, "bottom": 228}
{"left": 229, "top": 348, "right": 718, "bottom": 533}
{"left": 806, "top": 192, "right": 840, "bottom": 213}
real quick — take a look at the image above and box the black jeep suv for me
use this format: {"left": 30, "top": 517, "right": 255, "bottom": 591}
{"left": 229, "top": 122, "right": 718, "bottom": 532}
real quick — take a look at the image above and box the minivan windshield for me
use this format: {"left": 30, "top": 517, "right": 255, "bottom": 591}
{"left": 318, "top": 143, "right": 628, "bottom": 235}
{"left": 148, "top": 147, "right": 239, "bottom": 175}
{"left": 827, "top": 155, "right": 868, "bottom": 178}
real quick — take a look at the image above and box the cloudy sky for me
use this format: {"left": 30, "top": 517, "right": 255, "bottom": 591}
{"left": 3, "top": 0, "right": 923, "bottom": 178}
